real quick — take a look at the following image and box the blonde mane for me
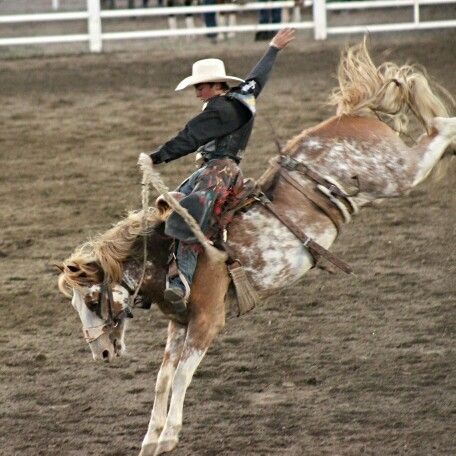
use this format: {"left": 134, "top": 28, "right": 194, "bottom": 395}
{"left": 58, "top": 209, "right": 161, "bottom": 296}
{"left": 329, "top": 39, "right": 455, "bottom": 135}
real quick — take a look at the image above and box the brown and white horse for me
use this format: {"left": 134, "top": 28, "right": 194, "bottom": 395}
{"left": 58, "top": 41, "right": 455, "bottom": 456}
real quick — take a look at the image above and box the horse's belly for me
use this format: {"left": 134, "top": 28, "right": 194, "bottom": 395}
{"left": 226, "top": 207, "right": 325, "bottom": 291}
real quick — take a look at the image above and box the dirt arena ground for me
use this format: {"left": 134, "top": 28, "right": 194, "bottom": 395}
{"left": 1, "top": 25, "right": 455, "bottom": 456}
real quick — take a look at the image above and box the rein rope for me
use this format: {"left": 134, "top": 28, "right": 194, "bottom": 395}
{"left": 128, "top": 167, "right": 151, "bottom": 308}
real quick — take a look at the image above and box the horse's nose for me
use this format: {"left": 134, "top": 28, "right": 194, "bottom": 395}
{"left": 102, "top": 350, "right": 110, "bottom": 362}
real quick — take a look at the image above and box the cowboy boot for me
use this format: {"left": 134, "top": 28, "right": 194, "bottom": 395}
{"left": 164, "top": 247, "right": 194, "bottom": 315}
{"left": 164, "top": 274, "right": 190, "bottom": 315}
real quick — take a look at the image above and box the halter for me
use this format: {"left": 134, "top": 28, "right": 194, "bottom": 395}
{"left": 82, "top": 279, "right": 133, "bottom": 344}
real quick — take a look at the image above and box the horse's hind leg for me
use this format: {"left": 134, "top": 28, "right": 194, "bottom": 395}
{"left": 139, "top": 321, "right": 186, "bottom": 456}
{"left": 411, "top": 117, "right": 456, "bottom": 186}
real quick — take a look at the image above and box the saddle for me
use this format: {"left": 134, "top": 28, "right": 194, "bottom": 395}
{"left": 154, "top": 155, "right": 355, "bottom": 317}
{"left": 155, "top": 178, "right": 258, "bottom": 242}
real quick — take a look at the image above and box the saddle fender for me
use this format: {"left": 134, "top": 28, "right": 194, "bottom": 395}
{"left": 165, "top": 190, "right": 216, "bottom": 243}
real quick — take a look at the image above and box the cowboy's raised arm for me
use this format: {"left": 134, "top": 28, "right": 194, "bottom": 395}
{"left": 244, "top": 28, "right": 295, "bottom": 97}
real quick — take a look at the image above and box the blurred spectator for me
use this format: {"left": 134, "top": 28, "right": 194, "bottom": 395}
{"left": 217, "top": 1, "right": 237, "bottom": 40}
{"left": 203, "top": 0, "right": 237, "bottom": 43}
{"left": 101, "top": 0, "right": 149, "bottom": 8}
{"left": 166, "top": 0, "right": 196, "bottom": 38}
{"left": 203, "top": 0, "right": 218, "bottom": 41}
{"left": 255, "top": 0, "right": 281, "bottom": 41}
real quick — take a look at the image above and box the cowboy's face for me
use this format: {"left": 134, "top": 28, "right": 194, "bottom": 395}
{"left": 194, "top": 82, "right": 223, "bottom": 102}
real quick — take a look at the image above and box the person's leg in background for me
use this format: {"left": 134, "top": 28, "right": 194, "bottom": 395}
{"left": 256, "top": 1, "right": 271, "bottom": 41}
{"left": 203, "top": 0, "right": 218, "bottom": 42}
{"left": 270, "top": 0, "right": 282, "bottom": 39}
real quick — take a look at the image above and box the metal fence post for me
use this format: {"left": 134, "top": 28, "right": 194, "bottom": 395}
{"left": 52, "top": 0, "right": 60, "bottom": 10}
{"left": 87, "top": 0, "right": 102, "bottom": 52}
{"left": 313, "top": 0, "right": 327, "bottom": 40}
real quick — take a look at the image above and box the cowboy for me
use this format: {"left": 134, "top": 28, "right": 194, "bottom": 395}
{"left": 148, "top": 28, "right": 295, "bottom": 314}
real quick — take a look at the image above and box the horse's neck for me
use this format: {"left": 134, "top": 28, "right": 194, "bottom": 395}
{"left": 122, "top": 226, "right": 171, "bottom": 300}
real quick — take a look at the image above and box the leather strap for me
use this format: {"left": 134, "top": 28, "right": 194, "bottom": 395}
{"left": 278, "top": 169, "right": 345, "bottom": 232}
{"left": 280, "top": 155, "right": 357, "bottom": 202}
{"left": 257, "top": 194, "right": 353, "bottom": 274}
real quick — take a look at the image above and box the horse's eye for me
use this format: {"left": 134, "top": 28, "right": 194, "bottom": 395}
{"left": 85, "top": 296, "right": 99, "bottom": 312}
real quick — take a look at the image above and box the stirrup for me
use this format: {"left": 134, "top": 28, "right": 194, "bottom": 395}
{"left": 163, "top": 287, "right": 187, "bottom": 314}
{"left": 164, "top": 272, "right": 191, "bottom": 314}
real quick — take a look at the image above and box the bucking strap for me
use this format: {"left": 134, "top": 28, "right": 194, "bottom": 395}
{"left": 278, "top": 169, "right": 345, "bottom": 232}
{"left": 257, "top": 194, "right": 353, "bottom": 274}
{"left": 280, "top": 155, "right": 357, "bottom": 200}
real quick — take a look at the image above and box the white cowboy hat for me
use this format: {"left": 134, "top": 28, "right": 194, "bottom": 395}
{"left": 175, "top": 58, "right": 244, "bottom": 91}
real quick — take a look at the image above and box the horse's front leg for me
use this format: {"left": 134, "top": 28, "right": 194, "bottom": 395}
{"left": 155, "top": 306, "right": 226, "bottom": 454}
{"left": 139, "top": 321, "right": 186, "bottom": 456}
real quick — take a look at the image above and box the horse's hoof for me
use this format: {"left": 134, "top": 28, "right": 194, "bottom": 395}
{"left": 138, "top": 443, "right": 157, "bottom": 456}
{"left": 154, "top": 439, "right": 178, "bottom": 455}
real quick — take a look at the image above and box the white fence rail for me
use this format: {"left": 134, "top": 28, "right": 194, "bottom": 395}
{"left": 314, "top": 0, "right": 456, "bottom": 39}
{"left": 0, "top": 0, "right": 305, "bottom": 51}
{"left": 0, "top": 0, "right": 455, "bottom": 52}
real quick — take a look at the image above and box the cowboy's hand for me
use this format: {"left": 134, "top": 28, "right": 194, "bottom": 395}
{"left": 138, "top": 152, "right": 153, "bottom": 170}
{"left": 270, "top": 28, "right": 295, "bottom": 50}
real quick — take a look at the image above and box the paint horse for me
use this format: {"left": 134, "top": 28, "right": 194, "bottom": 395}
{"left": 58, "top": 41, "right": 455, "bottom": 456}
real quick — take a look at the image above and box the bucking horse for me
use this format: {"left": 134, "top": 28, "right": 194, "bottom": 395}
{"left": 57, "top": 40, "right": 455, "bottom": 456}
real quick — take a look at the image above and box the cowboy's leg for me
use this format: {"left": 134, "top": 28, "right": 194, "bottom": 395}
{"left": 163, "top": 167, "right": 205, "bottom": 308}
{"left": 177, "top": 167, "right": 201, "bottom": 196}
{"left": 165, "top": 159, "right": 239, "bottom": 307}
{"left": 139, "top": 321, "right": 187, "bottom": 456}
{"left": 165, "top": 165, "right": 216, "bottom": 301}
{"left": 165, "top": 242, "right": 199, "bottom": 312}
{"left": 167, "top": 242, "right": 198, "bottom": 296}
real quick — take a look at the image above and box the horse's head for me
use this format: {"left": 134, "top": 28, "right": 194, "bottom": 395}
{"left": 58, "top": 259, "right": 133, "bottom": 363}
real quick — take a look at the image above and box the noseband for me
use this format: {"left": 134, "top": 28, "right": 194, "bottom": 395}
{"left": 82, "top": 280, "right": 133, "bottom": 344}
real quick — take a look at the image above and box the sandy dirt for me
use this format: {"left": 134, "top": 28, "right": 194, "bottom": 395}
{"left": 1, "top": 27, "right": 455, "bottom": 456}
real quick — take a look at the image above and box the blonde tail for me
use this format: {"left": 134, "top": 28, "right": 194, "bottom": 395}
{"left": 329, "top": 38, "right": 455, "bottom": 136}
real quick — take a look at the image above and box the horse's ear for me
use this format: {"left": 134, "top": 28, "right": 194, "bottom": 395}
{"left": 53, "top": 262, "right": 65, "bottom": 274}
